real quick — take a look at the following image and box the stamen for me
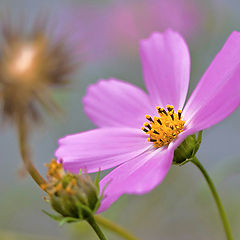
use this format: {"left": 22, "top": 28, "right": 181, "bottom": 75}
{"left": 178, "top": 110, "right": 182, "bottom": 120}
{"left": 156, "top": 106, "right": 161, "bottom": 114}
{"left": 141, "top": 127, "right": 148, "bottom": 133}
{"left": 167, "top": 105, "right": 174, "bottom": 112}
{"left": 147, "top": 138, "right": 157, "bottom": 142}
{"left": 161, "top": 108, "right": 168, "bottom": 115}
{"left": 144, "top": 122, "right": 152, "bottom": 130}
{"left": 157, "top": 119, "right": 162, "bottom": 125}
{"left": 145, "top": 115, "right": 154, "bottom": 122}
{"left": 142, "top": 105, "right": 185, "bottom": 148}
{"left": 157, "top": 106, "right": 168, "bottom": 115}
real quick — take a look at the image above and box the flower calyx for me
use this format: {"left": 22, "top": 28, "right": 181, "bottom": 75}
{"left": 173, "top": 131, "right": 203, "bottom": 166}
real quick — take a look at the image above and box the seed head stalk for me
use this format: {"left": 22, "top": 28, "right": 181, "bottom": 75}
{"left": 17, "top": 115, "right": 47, "bottom": 188}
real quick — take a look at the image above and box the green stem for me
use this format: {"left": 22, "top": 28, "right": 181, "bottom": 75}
{"left": 87, "top": 216, "right": 107, "bottom": 240}
{"left": 95, "top": 215, "right": 140, "bottom": 240}
{"left": 17, "top": 116, "right": 47, "bottom": 188}
{"left": 191, "top": 157, "right": 233, "bottom": 240}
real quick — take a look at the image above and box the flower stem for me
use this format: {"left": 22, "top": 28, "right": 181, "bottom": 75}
{"left": 95, "top": 215, "right": 140, "bottom": 240}
{"left": 87, "top": 216, "right": 107, "bottom": 240}
{"left": 17, "top": 116, "right": 47, "bottom": 188}
{"left": 191, "top": 157, "right": 233, "bottom": 240}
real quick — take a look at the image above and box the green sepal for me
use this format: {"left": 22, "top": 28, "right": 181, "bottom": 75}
{"left": 43, "top": 209, "right": 85, "bottom": 226}
{"left": 43, "top": 193, "right": 99, "bottom": 226}
{"left": 173, "top": 131, "right": 203, "bottom": 166}
{"left": 42, "top": 209, "right": 80, "bottom": 226}
{"left": 94, "top": 169, "right": 101, "bottom": 193}
{"left": 93, "top": 170, "right": 109, "bottom": 213}
{"left": 194, "top": 130, "right": 203, "bottom": 154}
{"left": 59, "top": 217, "right": 80, "bottom": 226}
{"left": 42, "top": 209, "right": 64, "bottom": 221}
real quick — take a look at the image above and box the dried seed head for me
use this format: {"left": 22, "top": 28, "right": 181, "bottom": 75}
{"left": 0, "top": 16, "right": 79, "bottom": 125}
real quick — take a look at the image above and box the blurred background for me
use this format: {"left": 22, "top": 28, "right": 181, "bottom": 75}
{"left": 0, "top": 0, "right": 239, "bottom": 239}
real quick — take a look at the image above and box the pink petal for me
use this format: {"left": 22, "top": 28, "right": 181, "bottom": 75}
{"left": 55, "top": 128, "right": 151, "bottom": 173}
{"left": 98, "top": 148, "right": 174, "bottom": 212}
{"left": 140, "top": 29, "right": 190, "bottom": 110}
{"left": 83, "top": 78, "right": 154, "bottom": 128}
{"left": 183, "top": 31, "right": 240, "bottom": 131}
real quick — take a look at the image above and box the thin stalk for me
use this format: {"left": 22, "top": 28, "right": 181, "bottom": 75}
{"left": 87, "top": 216, "right": 107, "bottom": 240}
{"left": 95, "top": 215, "right": 140, "bottom": 240}
{"left": 17, "top": 116, "right": 47, "bottom": 187}
{"left": 191, "top": 157, "right": 233, "bottom": 240}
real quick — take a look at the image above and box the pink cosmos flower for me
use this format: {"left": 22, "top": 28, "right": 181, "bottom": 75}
{"left": 55, "top": 29, "right": 240, "bottom": 212}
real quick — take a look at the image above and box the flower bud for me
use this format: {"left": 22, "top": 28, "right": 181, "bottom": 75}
{"left": 172, "top": 131, "right": 202, "bottom": 165}
{"left": 42, "top": 159, "right": 101, "bottom": 222}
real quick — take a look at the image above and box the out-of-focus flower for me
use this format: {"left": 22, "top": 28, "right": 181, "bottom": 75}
{"left": 0, "top": 16, "right": 78, "bottom": 124}
{"left": 42, "top": 159, "right": 101, "bottom": 222}
{"left": 106, "top": 0, "right": 203, "bottom": 53}
{"left": 72, "top": 0, "right": 204, "bottom": 59}
{"left": 55, "top": 29, "right": 240, "bottom": 212}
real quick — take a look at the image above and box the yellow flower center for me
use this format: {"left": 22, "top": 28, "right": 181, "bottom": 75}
{"left": 142, "top": 105, "right": 185, "bottom": 148}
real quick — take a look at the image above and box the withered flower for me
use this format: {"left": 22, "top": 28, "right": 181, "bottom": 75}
{"left": 42, "top": 159, "right": 101, "bottom": 222}
{"left": 0, "top": 17, "right": 77, "bottom": 124}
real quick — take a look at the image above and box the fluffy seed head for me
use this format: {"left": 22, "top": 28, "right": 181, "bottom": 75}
{"left": 0, "top": 16, "right": 78, "bottom": 124}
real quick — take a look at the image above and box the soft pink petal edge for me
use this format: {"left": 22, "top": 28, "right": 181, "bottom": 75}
{"left": 140, "top": 28, "right": 191, "bottom": 110}
{"left": 184, "top": 31, "right": 240, "bottom": 131}
{"left": 55, "top": 127, "right": 151, "bottom": 173}
{"left": 82, "top": 78, "right": 155, "bottom": 128}
{"left": 97, "top": 147, "right": 174, "bottom": 212}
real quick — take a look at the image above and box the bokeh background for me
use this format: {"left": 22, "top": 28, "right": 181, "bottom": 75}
{"left": 0, "top": 0, "right": 240, "bottom": 239}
